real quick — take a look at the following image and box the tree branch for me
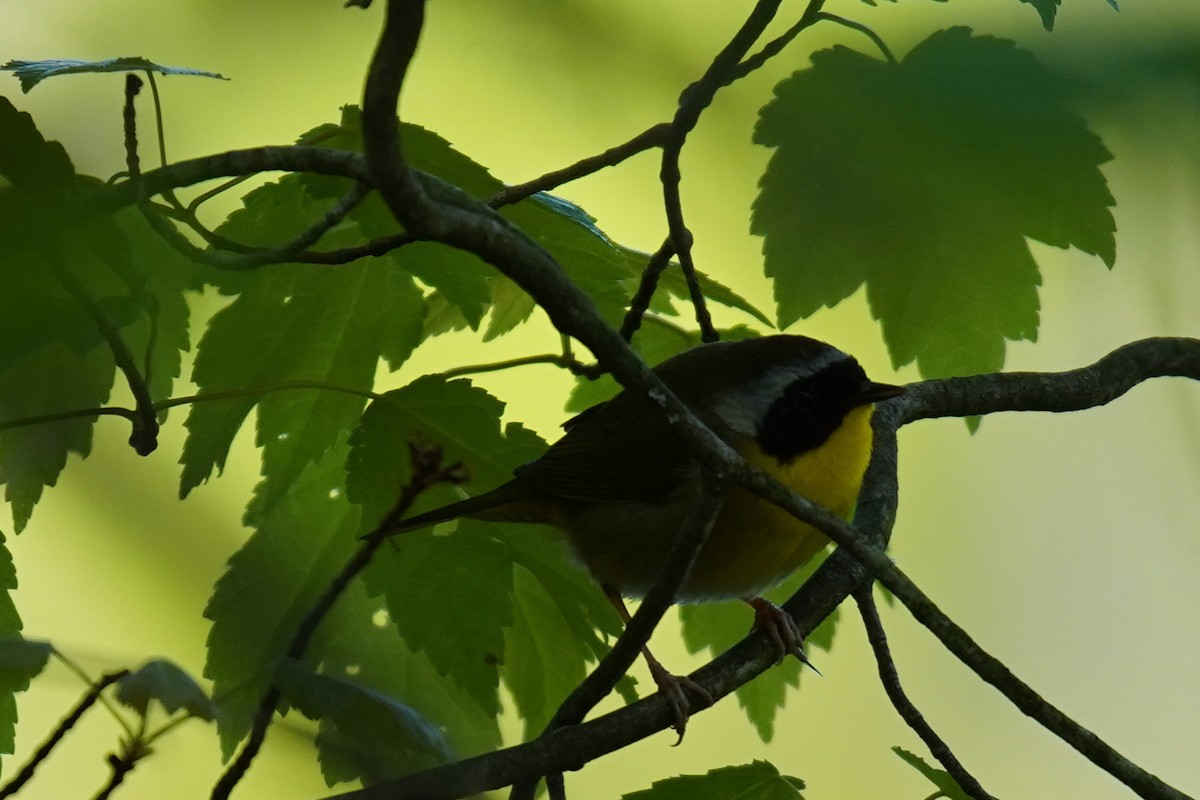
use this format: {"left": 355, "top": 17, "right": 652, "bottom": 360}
{"left": 854, "top": 588, "right": 994, "bottom": 800}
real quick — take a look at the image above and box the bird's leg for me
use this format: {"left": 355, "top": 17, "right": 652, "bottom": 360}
{"left": 604, "top": 586, "right": 712, "bottom": 740}
{"left": 743, "top": 596, "right": 819, "bottom": 673}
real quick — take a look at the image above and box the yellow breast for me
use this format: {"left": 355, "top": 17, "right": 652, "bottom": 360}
{"left": 680, "top": 404, "right": 876, "bottom": 600}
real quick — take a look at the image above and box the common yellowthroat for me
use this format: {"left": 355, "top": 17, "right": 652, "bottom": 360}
{"left": 393, "top": 335, "right": 902, "bottom": 729}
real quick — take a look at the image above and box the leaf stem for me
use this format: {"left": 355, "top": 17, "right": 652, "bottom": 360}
{"left": 817, "top": 12, "right": 897, "bottom": 64}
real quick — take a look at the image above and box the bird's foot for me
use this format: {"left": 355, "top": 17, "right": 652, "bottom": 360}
{"left": 744, "top": 596, "right": 820, "bottom": 673}
{"left": 645, "top": 657, "right": 713, "bottom": 743}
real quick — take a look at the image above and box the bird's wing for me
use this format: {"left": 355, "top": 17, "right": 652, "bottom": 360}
{"left": 515, "top": 394, "right": 695, "bottom": 504}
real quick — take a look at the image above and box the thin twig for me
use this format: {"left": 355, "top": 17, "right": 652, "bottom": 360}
{"left": 0, "top": 407, "right": 137, "bottom": 433}
{"left": 150, "top": 181, "right": 371, "bottom": 270}
{"left": 438, "top": 352, "right": 595, "bottom": 380}
{"left": 486, "top": 123, "right": 672, "bottom": 208}
{"left": 660, "top": 0, "right": 806, "bottom": 343}
{"left": 817, "top": 12, "right": 897, "bottom": 64}
{"left": 210, "top": 443, "right": 465, "bottom": 800}
{"left": 619, "top": 238, "right": 676, "bottom": 341}
{"left": 0, "top": 670, "right": 129, "bottom": 800}
{"left": 854, "top": 588, "right": 994, "bottom": 800}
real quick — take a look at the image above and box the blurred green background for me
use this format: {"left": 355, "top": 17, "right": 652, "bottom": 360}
{"left": 3, "top": 1, "right": 1199, "bottom": 797}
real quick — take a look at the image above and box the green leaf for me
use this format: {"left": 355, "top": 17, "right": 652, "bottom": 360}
{"left": 753, "top": 28, "right": 1115, "bottom": 379}
{"left": 203, "top": 436, "right": 361, "bottom": 757}
{"left": 679, "top": 554, "right": 838, "bottom": 742}
{"left": 483, "top": 275, "right": 538, "bottom": 341}
{"left": 276, "top": 659, "right": 453, "bottom": 785}
{"left": 0, "top": 638, "right": 52, "bottom": 756}
{"left": 0, "top": 97, "right": 74, "bottom": 189}
{"left": 116, "top": 659, "right": 216, "bottom": 721}
{"left": 893, "top": 747, "right": 979, "bottom": 800}
{"left": 502, "top": 193, "right": 630, "bottom": 327}
{"left": 1, "top": 57, "right": 227, "bottom": 93}
{"left": 180, "top": 176, "right": 424, "bottom": 521}
{"left": 365, "top": 530, "right": 513, "bottom": 717}
{"left": 346, "top": 376, "right": 545, "bottom": 524}
{"left": 0, "top": 343, "right": 114, "bottom": 532}
{"left": 346, "top": 378, "right": 620, "bottom": 721}
{"left": 0, "top": 101, "right": 197, "bottom": 525}
{"left": 300, "top": 109, "right": 499, "bottom": 329}
{"left": 622, "top": 760, "right": 805, "bottom": 800}
{"left": 310, "top": 582, "right": 501, "bottom": 785}
{"left": 503, "top": 564, "right": 589, "bottom": 738}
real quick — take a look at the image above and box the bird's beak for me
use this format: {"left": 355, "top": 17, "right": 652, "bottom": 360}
{"left": 856, "top": 381, "right": 906, "bottom": 405}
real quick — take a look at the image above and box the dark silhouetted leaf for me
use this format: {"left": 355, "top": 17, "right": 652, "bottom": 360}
{"left": 622, "top": 760, "right": 805, "bottom": 800}
{"left": 311, "top": 582, "right": 501, "bottom": 786}
{"left": 893, "top": 747, "right": 980, "bottom": 800}
{"left": 276, "top": 659, "right": 453, "bottom": 785}
{"left": 753, "top": 28, "right": 1115, "bottom": 379}
{"left": 116, "top": 659, "right": 216, "bottom": 721}
{"left": 180, "top": 176, "right": 424, "bottom": 522}
{"left": 0, "top": 637, "right": 52, "bottom": 754}
{"left": 204, "top": 436, "right": 360, "bottom": 757}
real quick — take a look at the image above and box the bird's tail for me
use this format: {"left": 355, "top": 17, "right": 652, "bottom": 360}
{"left": 385, "top": 481, "right": 556, "bottom": 535}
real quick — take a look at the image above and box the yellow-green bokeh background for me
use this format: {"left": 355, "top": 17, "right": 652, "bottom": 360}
{"left": 3, "top": 1, "right": 1199, "bottom": 797}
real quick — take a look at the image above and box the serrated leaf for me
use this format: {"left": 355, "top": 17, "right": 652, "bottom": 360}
{"left": 0, "top": 637, "right": 52, "bottom": 756}
{"left": 0, "top": 97, "right": 74, "bottom": 189}
{"left": 679, "top": 554, "right": 837, "bottom": 742}
{"left": 276, "top": 659, "right": 452, "bottom": 785}
{"left": 203, "top": 437, "right": 360, "bottom": 757}
{"left": 310, "top": 582, "right": 500, "bottom": 786}
{"left": 752, "top": 28, "right": 1115, "bottom": 379}
{"left": 483, "top": 275, "right": 538, "bottom": 341}
{"left": 180, "top": 176, "right": 424, "bottom": 522}
{"left": 0, "top": 343, "right": 114, "bottom": 532}
{"left": 502, "top": 194, "right": 630, "bottom": 326}
{"left": 499, "top": 524, "right": 622, "bottom": 659}
{"left": 503, "top": 565, "right": 589, "bottom": 738}
{"left": 116, "top": 659, "right": 216, "bottom": 721}
{"left": 2, "top": 57, "right": 226, "bottom": 93}
{"left": 622, "top": 760, "right": 805, "bottom": 800}
{"left": 893, "top": 747, "right": 979, "bottom": 800}
{"left": 0, "top": 639, "right": 52, "bottom": 684}
{"left": 346, "top": 376, "right": 544, "bottom": 523}
{"left": 365, "top": 530, "right": 513, "bottom": 717}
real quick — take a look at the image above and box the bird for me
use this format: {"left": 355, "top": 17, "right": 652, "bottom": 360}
{"left": 388, "top": 334, "right": 903, "bottom": 734}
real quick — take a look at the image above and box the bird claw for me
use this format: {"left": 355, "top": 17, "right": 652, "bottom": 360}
{"left": 746, "top": 596, "right": 820, "bottom": 673}
{"left": 646, "top": 660, "right": 713, "bottom": 743}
